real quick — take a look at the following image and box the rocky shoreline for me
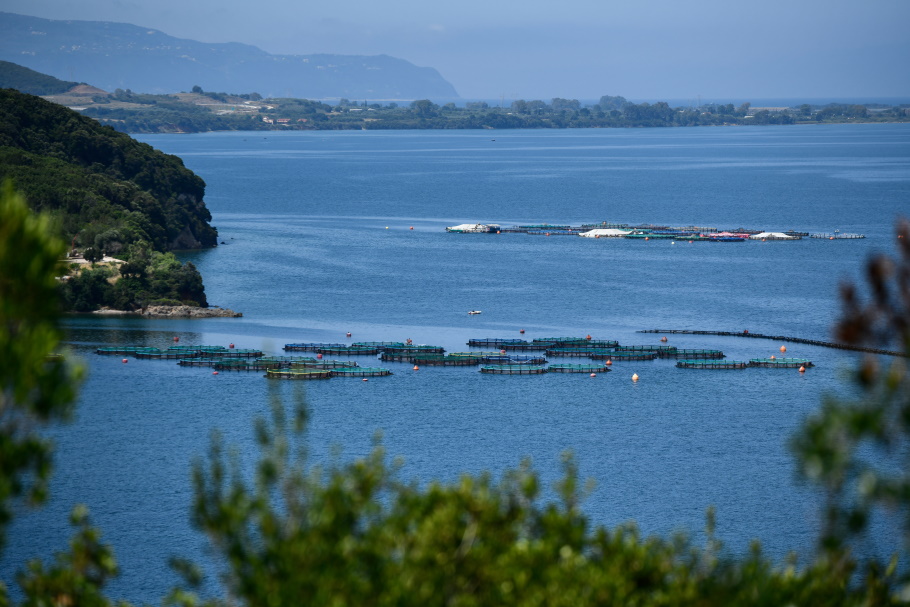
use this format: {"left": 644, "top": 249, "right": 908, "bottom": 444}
{"left": 92, "top": 305, "right": 242, "bottom": 318}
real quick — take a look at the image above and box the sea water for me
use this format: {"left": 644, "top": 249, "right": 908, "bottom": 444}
{"left": 3, "top": 125, "right": 909, "bottom": 601}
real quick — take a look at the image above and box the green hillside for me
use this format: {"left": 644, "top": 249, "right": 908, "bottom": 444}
{"left": 0, "top": 87, "right": 217, "bottom": 252}
{"left": 0, "top": 59, "right": 80, "bottom": 95}
{"left": 0, "top": 88, "right": 218, "bottom": 310}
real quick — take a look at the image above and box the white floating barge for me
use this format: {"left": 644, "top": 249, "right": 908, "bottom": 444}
{"left": 445, "top": 223, "right": 501, "bottom": 233}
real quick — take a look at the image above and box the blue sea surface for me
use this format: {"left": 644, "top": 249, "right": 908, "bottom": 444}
{"left": 3, "top": 124, "right": 909, "bottom": 601}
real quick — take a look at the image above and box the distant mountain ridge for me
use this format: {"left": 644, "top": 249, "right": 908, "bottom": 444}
{"left": 0, "top": 12, "right": 458, "bottom": 100}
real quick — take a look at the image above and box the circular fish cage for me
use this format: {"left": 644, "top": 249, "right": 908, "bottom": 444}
{"left": 283, "top": 343, "right": 347, "bottom": 352}
{"left": 315, "top": 346, "right": 380, "bottom": 356}
{"left": 330, "top": 367, "right": 393, "bottom": 377}
{"left": 411, "top": 354, "right": 482, "bottom": 366}
{"left": 548, "top": 363, "right": 611, "bottom": 373}
{"left": 480, "top": 355, "right": 547, "bottom": 365}
{"left": 546, "top": 348, "right": 613, "bottom": 358}
{"left": 676, "top": 360, "right": 748, "bottom": 370}
{"left": 95, "top": 346, "right": 159, "bottom": 355}
{"left": 748, "top": 358, "right": 814, "bottom": 368}
{"left": 380, "top": 345, "right": 446, "bottom": 354}
{"left": 352, "top": 341, "right": 405, "bottom": 348}
{"left": 290, "top": 360, "right": 359, "bottom": 369}
{"left": 591, "top": 351, "right": 658, "bottom": 361}
{"left": 672, "top": 349, "right": 724, "bottom": 359}
{"left": 480, "top": 365, "right": 548, "bottom": 375}
{"left": 467, "top": 338, "right": 529, "bottom": 347}
{"left": 265, "top": 369, "right": 333, "bottom": 380}
{"left": 501, "top": 341, "right": 550, "bottom": 351}
{"left": 614, "top": 345, "right": 677, "bottom": 357}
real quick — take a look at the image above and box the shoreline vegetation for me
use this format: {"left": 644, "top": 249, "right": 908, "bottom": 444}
{"left": 50, "top": 88, "right": 910, "bottom": 134}
{"left": 0, "top": 88, "right": 220, "bottom": 314}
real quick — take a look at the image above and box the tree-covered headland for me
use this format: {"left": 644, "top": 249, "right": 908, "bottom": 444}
{"left": 0, "top": 88, "right": 218, "bottom": 310}
{"left": 2, "top": 182, "right": 910, "bottom": 603}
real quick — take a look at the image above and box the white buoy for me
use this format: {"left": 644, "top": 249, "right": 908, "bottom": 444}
{"left": 632, "top": 373, "right": 639, "bottom": 382}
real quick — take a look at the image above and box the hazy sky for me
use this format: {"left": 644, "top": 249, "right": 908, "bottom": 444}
{"left": 6, "top": 0, "right": 910, "bottom": 100}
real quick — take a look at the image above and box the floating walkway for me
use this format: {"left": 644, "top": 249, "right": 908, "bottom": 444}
{"left": 639, "top": 330, "right": 906, "bottom": 357}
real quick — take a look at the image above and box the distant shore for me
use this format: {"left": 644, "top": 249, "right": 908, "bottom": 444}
{"left": 91, "top": 305, "right": 242, "bottom": 318}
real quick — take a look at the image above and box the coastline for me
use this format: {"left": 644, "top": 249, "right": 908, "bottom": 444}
{"left": 91, "top": 305, "right": 242, "bottom": 318}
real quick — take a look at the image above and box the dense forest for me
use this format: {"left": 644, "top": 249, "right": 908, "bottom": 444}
{"left": 0, "top": 88, "right": 217, "bottom": 310}
{"left": 0, "top": 60, "right": 80, "bottom": 95}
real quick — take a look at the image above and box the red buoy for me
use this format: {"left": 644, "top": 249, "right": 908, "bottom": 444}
{"left": 173, "top": 336, "right": 179, "bottom": 342}
{"left": 519, "top": 329, "right": 525, "bottom": 334}
{"left": 213, "top": 371, "right": 219, "bottom": 375}
{"left": 316, "top": 353, "right": 323, "bottom": 359}
{"left": 122, "top": 358, "right": 128, "bottom": 363}
{"left": 346, "top": 332, "right": 352, "bottom": 338}
{"left": 229, "top": 343, "right": 234, "bottom": 349}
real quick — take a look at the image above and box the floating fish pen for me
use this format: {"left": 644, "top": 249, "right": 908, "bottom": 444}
{"left": 783, "top": 230, "right": 809, "bottom": 237}
{"left": 630, "top": 224, "right": 670, "bottom": 231}
{"left": 672, "top": 349, "right": 724, "bottom": 359}
{"left": 810, "top": 232, "right": 866, "bottom": 239}
{"left": 533, "top": 337, "right": 591, "bottom": 344}
{"left": 352, "top": 341, "right": 405, "bottom": 347}
{"left": 95, "top": 346, "right": 159, "bottom": 355}
{"left": 676, "top": 360, "right": 748, "bottom": 370}
{"left": 614, "top": 345, "right": 677, "bottom": 357}
{"left": 381, "top": 345, "right": 446, "bottom": 354}
{"left": 167, "top": 345, "right": 226, "bottom": 353}
{"left": 258, "top": 356, "right": 318, "bottom": 365}
{"left": 708, "top": 237, "right": 747, "bottom": 242}
{"left": 548, "top": 363, "right": 611, "bottom": 373}
{"left": 380, "top": 352, "right": 416, "bottom": 362}
{"left": 315, "top": 346, "right": 380, "bottom": 356}
{"left": 480, "top": 365, "right": 548, "bottom": 375}
{"left": 216, "top": 361, "right": 280, "bottom": 372}
{"left": 581, "top": 222, "right": 630, "bottom": 229}
{"left": 265, "top": 369, "right": 333, "bottom": 380}
{"left": 205, "top": 348, "right": 263, "bottom": 358}
{"left": 546, "top": 347, "right": 611, "bottom": 358}
{"left": 411, "top": 354, "right": 482, "bottom": 366}
{"left": 591, "top": 351, "right": 658, "bottom": 361}
{"left": 749, "top": 358, "right": 814, "bottom": 368}
{"left": 330, "top": 367, "right": 393, "bottom": 378}
{"left": 481, "top": 355, "right": 548, "bottom": 365}
{"left": 448, "top": 351, "right": 502, "bottom": 358}
{"left": 177, "top": 357, "right": 225, "bottom": 367}
{"left": 291, "top": 360, "right": 359, "bottom": 369}
{"left": 516, "top": 224, "right": 571, "bottom": 231}
{"left": 135, "top": 349, "right": 185, "bottom": 360}
{"left": 566, "top": 340, "right": 619, "bottom": 349}
{"left": 283, "top": 343, "right": 346, "bottom": 352}
{"left": 672, "top": 225, "right": 717, "bottom": 233}
{"left": 467, "top": 338, "right": 529, "bottom": 347}
{"left": 527, "top": 230, "right": 580, "bottom": 236}
{"left": 500, "top": 341, "right": 550, "bottom": 351}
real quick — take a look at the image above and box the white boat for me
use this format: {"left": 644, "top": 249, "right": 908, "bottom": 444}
{"left": 468, "top": 310, "right": 482, "bottom": 315}
{"left": 445, "top": 223, "right": 501, "bottom": 233}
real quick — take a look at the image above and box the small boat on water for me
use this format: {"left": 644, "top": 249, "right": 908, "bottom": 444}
{"left": 445, "top": 223, "right": 501, "bottom": 233}
{"left": 468, "top": 310, "right": 482, "bottom": 315}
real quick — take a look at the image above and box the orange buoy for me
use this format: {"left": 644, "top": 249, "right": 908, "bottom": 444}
{"left": 496, "top": 230, "right": 501, "bottom": 234}
{"left": 545, "top": 232, "right": 550, "bottom": 236}
{"left": 632, "top": 373, "right": 639, "bottom": 382}
{"left": 780, "top": 346, "right": 787, "bottom": 353}
{"left": 122, "top": 358, "right": 128, "bottom": 363}
{"left": 229, "top": 343, "right": 234, "bottom": 349}
{"left": 689, "top": 240, "right": 693, "bottom": 244}
{"left": 645, "top": 237, "right": 649, "bottom": 241}
{"left": 519, "top": 329, "right": 525, "bottom": 334}
{"left": 586, "top": 334, "right": 592, "bottom": 340}
{"left": 173, "top": 336, "right": 179, "bottom": 342}
{"left": 409, "top": 226, "right": 413, "bottom": 230}
{"left": 316, "top": 353, "right": 323, "bottom": 359}
{"left": 799, "top": 366, "right": 806, "bottom": 373}
{"left": 413, "top": 365, "right": 419, "bottom": 371}
{"left": 660, "top": 336, "right": 667, "bottom": 342}
{"left": 213, "top": 371, "right": 219, "bottom": 375}
{"left": 590, "top": 373, "right": 597, "bottom": 378}
{"left": 770, "top": 355, "right": 776, "bottom": 360}
{"left": 605, "top": 359, "right": 612, "bottom": 366}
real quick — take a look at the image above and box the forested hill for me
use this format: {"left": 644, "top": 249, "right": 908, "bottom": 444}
{"left": 0, "top": 88, "right": 217, "bottom": 253}
{"left": 0, "top": 59, "right": 81, "bottom": 95}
